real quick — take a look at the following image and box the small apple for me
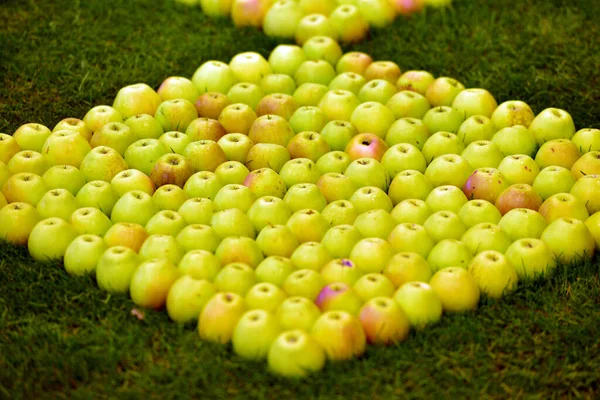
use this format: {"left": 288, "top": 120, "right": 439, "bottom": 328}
{"left": 2, "top": 172, "right": 47, "bottom": 206}
{"left": 457, "top": 115, "right": 497, "bottom": 145}
{"left": 457, "top": 199, "right": 502, "bottom": 228}
{"left": 27, "top": 217, "right": 77, "bottom": 261}
{"left": 533, "top": 166, "right": 576, "bottom": 201}
{"left": 335, "top": 51, "right": 373, "bottom": 76}
{"left": 213, "top": 262, "right": 257, "bottom": 296}
{"left": 529, "top": 107, "right": 576, "bottom": 145}
{"left": 292, "top": 83, "right": 329, "bottom": 108}
{"left": 495, "top": 183, "right": 542, "bottom": 215}
{"left": 319, "top": 258, "right": 365, "bottom": 286}
{"left": 491, "top": 100, "right": 535, "bottom": 130}
{"left": 321, "top": 225, "right": 363, "bottom": 259}
{"left": 280, "top": 158, "right": 321, "bottom": 188}
{"left": 497, "top": 154, "right": 540, "bottom": 185}
{"left": 505, "top": 238, "right": 557, "bottom": 280}
{"left": 232, "top": 309, "right": 282, "bottom": 360}
{"left": 276, "top": 296, "right": 321, "bottom": 332}
{"left": 267, "top": 330, "right": 326, "bottom": 378}
{"left": 282, "top": 269, "right": 326, "bottom": 301}
{"left": 7, "top": 150, "right": 49, "bottom": 176}
{"left": 111, "top": 190, "right": 159, "bottom": 226}
{"left": 498, "top": 208, "right": 547, "bottom": 241}
{"left": 316, "top": 151, "right": 352, "bottom": 174}
{"left": 36, "top": 188, "right": 78, "bottom": 221}
{"left": 124, "top": 114, "right": 164, "bottom": 140}
{"left": 425, "top": 77, "right": 465, "bottom": 107}
{"left": 540, "top": 217, "right": 595, "bottom": 264}
{"left": 43, "top": 129, "right": 92, "bottom": 167}
{"left": 166, "top": 275, "right": 216, "bottom": 323}
{"left": 395, "top": 70, "right": 434, "bottom": 95}
{"left": 0, "top": 202, "right": 41, "bottom": 245}
{"left": 461, "top": 140, "right": 504, "bottom": 169}
{"left": 89, "top": 122, "right": 136, "bottom": 157}
{"left": 358, "top": 79, "right": 398, "bottom": 104}
{"left": 349, "top": 102, "right": 396, "bottom": 139}
{"left": 329, "top": 5, "right": 369, "bottom": 44}
{"left": 82, "top": 105, "right": 124, "bottom": 134}
{"left": 287, "top": 209, "right": 329, "bottom": 243}
{"left": 317, "top": 89, "right": 361, "bottom": 121}
{"left": 79, "top": 146, "right": 128, "bottom": 183}
{"left": 451, "top": 88, "right": 498, "bottom": 119}
{"left": 255, "top": 256, "right": 296, "bottom": 288}
{"left": 426, "top": 238, "right": 473, "bottom": 272}
{"left": 210, "top": 208, "right": 256, "bottom": 239}
{"left": 63, "top": 234, "right": 107, "bottom": 276}
{"left": 295, "top": 14, "right": 338, "bottom": 45}
{"left": 393, "top": 281, "right": 442, "bottom": 329}
{"left": 247, "top": 196, "right": 292, "bottom": 231}
{"left": 429, "top": 267, "right": 480, "bottom": 312}
{"left": 12, "top": 123, "right": 52, "bottom": 152}
{"left": 386, "top": 118, "right": 430, "bottom": 149}
{"left": 345, "top": 133, "right": 389, "bottom": 162}
{"left": 191, "top": 60, "right": 238, "bottom": 95}
{"left": 227, "top": 82, "right": 264, "bottom": 110}
{"left": 95, "top": 246, "right": 140, "bottom": 293}
{"left": 491, "top": 125, "right": 537, "bottom": 157}
{"left": 178, "top": 249, "right": 221, "bottom": 280}
{"left": 572, "top": 128, "right": 600, "bottom": 153}
{"left": 383, "top": 252, "right": 432, "bottom": 288}
{"left": 268, "top": 44, "right": 308, "bottom": 77}
{"left": 310, "top": 310, "right": 366, "bottom": 360}
{"left": 70, "top": 207, "right": 113, "bottom": 237}
{"left": 245, "top": 282, "right": 287, "bottom": 313}
{"left": 390, "top": 199, "right": 432, "bottom": 225}
{"left": 387, "top": 222, "right": 434, "bottom": 258}
{"left": 462, "top": 167, "right": 509, "bottom": 204}
{"left": 571, "top": 151, "right": 600, "bottom": 180}
{"left": 198, "top": 292, "right": 247, "bottom": 344}
{"left": 113, "top": 83, "right": 162, "bottom": 119}
{"left": 424, "top": 154, "right": 472, "bottom": 188}
{"left": 194, "top": 92, "right": 232, "bottom": 120}
{"left": 352, "top": 273, "right": 395, "bottom": 301}
{"left": 461, "top": 222, "right": 512, "bottom": 254}
{"left": 570, "top": 174, "right": 600, "bottom": 214}
{"left": 303, "top": 36, "right": 343, "bottom": 67}
{"left": 215, "top": 236, "right": 264, "bottom": 268}
{"left": 468, "top": 251, "right": 518, "bottom": 299}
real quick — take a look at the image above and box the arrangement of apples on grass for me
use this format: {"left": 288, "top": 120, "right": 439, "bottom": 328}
{"left": 176, "top": 0, "right": 452, "bottom": 45}
{"left": 2, "top": 40, "right": 600, "bottom": 379}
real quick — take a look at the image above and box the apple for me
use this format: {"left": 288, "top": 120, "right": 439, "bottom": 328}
{"left": 123, "top": 139, "right": 169, "bottom": 176}
{"left": 13, "top": 123, "right": 52, "bottom": 152}
{"left": 210, "top": 208, "right": 256, "bottom": 239}
{"left": 184, "top": 140, "right": 228, "bottom": 173}
{"left": 124, "top": 114, "right": 164, "bottom": 140}
{"left": 218, "top": 103, "right": 258, "bottom": 135}
{"left": 63, "top": 234, "right": 107, "bottom": 276}
{"left": 529, "top": 107, "right": 576, "bottom": 145}
{"left": 185, "top": 118, "right": 227, "bottom": 143}
{"left": 497, "top": 154, "right": 540, "bottom": 185}
{"left": 79, "top": 146, "right": 128, "bottom": 183}
{"left": 316, "top": 174, "right": 356, "bottom": 204}
{"left": 390, "top": 199, "right": 432, "bottom": 225}
{"left": 425, "top": 185, "right": 468, "bottom": 214}
{"left": 154, "top": 98, "right": 198, "bottom": 133}
{"left": 198, "top": 292, "right": 247, "bottom": 344}
{"left": 295, "top": 14, "right": 338, "bottom": 45}
{"left": 194, "top": 92, "right": 232, "bottom": 120}
{"left": 268, "top": 330, "right": 326, "bottom": 378}
{"left": 292, "top": 83, "right": 329, "bottom": 107}
{"left": 176, "top": 224, "right": 220, "bottom": 253}
{"left": 344, "top": 158, "right": 389, "bottom": 191}
{"left": 166, "top": 275, "right": 216, "bottom": 323}
{"left": 159, "top": 131, "right": 191, "bottom": 154}
{"left": 357, "top": 79, "right": 397, "bottom": 104}
{"left": 2, "top": 172, "right": 47, "bottom": 206}
{"left": 311, "top": 310, "right": 366, "bottom": 360}
{"left": 571, "top": 174, "right": 600, "bottom": 214}
{"left": 462, "top": 168, "right": 509, "bottom": 204}
{"left": 336, "top": 51, "right": 373, "bottom": 75}
{"left": 426, "top": 238, "right": 473, "bottom": 272}
{"left": 82, "top": 105, "right": 124, "bottom": 134}
{"left": 498, "top": 208, "right": 547, "bottom": 241}
{"left": 468, "top": 250, "right": 519, "bottom": 299}
{"left": 457, "top": 199, "right": 502, "bottom": 227}
{"left": 386, "top": 91, "right": 431, "bottom": 120}
{"left": 215, "top": 236, "right": 264, "bottom": 268}
{"left": 316, "top": 151, "right": 352, "bottom": 175}
{"left": 7, "top": 150, "right": 48, "bottom": 175}
{"left": 364, "top": 61, "right": 401, "bottom": 84}
{"left": 321, "top": 199, "right": 358, "bottom": 226}
{"left": 424, "top": 154, "right": 473, "bottom": 188}
{"left": 303, "top": 36, "right": 343, "bottom": 66}
{"left": 138, "top": 234, "right": 184, "bottom": 265}
{"left": 359, "top": 296, "right": 410, "bottom": 345}
{"left": 43, "top": 129, "right": 92, "bottom": 167}
{"left": 353, "top": 209, "right": 395, "bottom": 239}
{"left": 103, "top": 222, "right": 148, "bottom": 252}
{"left": 282, "top": 269, "right": 326, "bottom": 300}
{"left": 0, "top": 161, "right": 10, "bottom": 188}
{"left": 287, "top": 209, "right": 329, "bottom": 243}
{"left": 152, "top": 184, "right": 188, "bottom": 211}
{"left": 89, "top": 122, "right": 136, "bottom": 158}
{"left": 178, "top": 249, "right": 222, "bottom": 281}
{"left": 349, "top": 102, "right": 396, "bottom": 139}
{"left": 345, "top": 133, "right": 389, "bottom": 162}
{"left": 218, "top": 133, "right": 254, "bottom": 163}
{"left": 429, "top": 267, "right": 480, "bottom": 312}
{"left": 227, "top": 82, "right": 264, "bottom": 110}
{"left": 248, "top": 114, "right": 295, "bottom": 147}
{"left": 246, "top": 143, "right": 290, "bottom": 173}
{"left": 157, "top": 76, "right": 200, "bottom": 105}
{"left": 111, "top": 169, "right": 155, "bottom": 197}
{"left": 70, "top": 207, "right": 112, "bottom": 237}
{"left": 495, "top": 183, "right": 542, "bottom": 215}
{"left": 247, "top": 196, "right": 292, "bottom": 231}
{"left": 320, "top": 258, "right": 364, "bottom": 286}
{"left": 491, "top": 100, "right": 535, "bottom": 130}
{"left": 27, "top": 217, "right": 76, "bottom": 261}
{"left": 243, "top": 167, "right": 287, "bottom": 198}
{"left": 329, "top": 5, "right": 369, "bottom": 43}
{"left": 229, "top": 51, "right": 272, "bottom": 84}
{"left": 192, "top": 60, "right": 238, "bottom": 95}
{"left": 451, "top": 88, "right": 498, "bottom": 118}
{"left": 213, "top": 262, "right": 257, "bottom": 296}
{"left": 321, "top": 225, "right": 363, "bottom": 259}
{"left": 178, "top": 197, "right": 214, "bottom": 225}
{"left": 145, "top": 210, "right": 187, "bottom": 236}
{"left": 314, "top": 282, "right": 363, "bottom": 315}
{"left": 571, "top": 151, "right": 600, "bottom": 180}
{"left": 504, "top": 238, "right": 556, "bottom": 280}
{"left": 0, "top": 133, "right": 21, "bottom": 164}
{"left": 383, "top": 252, "right": 432, "bottom": 288}
{"left": 182, "top": 170, "right": 224, "bottom": 200}
{"left": 75, "top": 180, "right": 119, "bottom": 216}
{"left": 255, "top": 256, "right": 296, "bottom": 288}
{"left": 213, "top": 184, "right": 257, "bottom": 213}
{"left": 245, "top": 282, "right": 287, "bottom": 313}
{"left": 95, "top": 246, "right": 140, "bottom": 293}
{"left": 280, "top": 158, "right": 321, "bottom": 188}
{"left": 276, "top": 296, "right": 321, "bottom": 331}
{"left": 393, "top": 281, "right": 442, "bottom": 329}
{"left": 0, "top": 202, "right": 41, "bottom": 245}
{"left": 112, "top": 83, "right": 162, "bottom": 119}
{"left": 421, "top": 131, "right": 465, "bottom": 162}
{"left": 215, "top": 161, "right": 251, "bottom": 185}
{"left": 111, "top": 190, "right": 159, "bottom": 226}
{"left": 295, "top": 60, "right": 337, "bottom": 87}
{"left": 284, "top": 183, "right": 327, "bottom": 213}
{"left": 289, "top": 106, "right": 329, "bottom": 134}
{"left": 200, "top": 0, "right": 233, "bottom": 16}
{"left": 395, "top": 70, "right": 434, "bottom": 94}
{"left": 538, "top": 193, "right": 589, "bottom": 223}
{"left": 541, "top": 217, "right": 595, "bottom": 264}
{"left": 53, "top": 118, "right": 93, "bottom": 141}
{"left": 352, "top": 273, "right": 395, "bottom": 301}
{"left": 420, "top": 210, "right": 466, "bottom": 242}
{"left": 388, "top": 170, "right": 433, "bottom": 205}
{"left": 461, "top": 222, "right": 512, "bottom": 254}
{"left": 491, "top": 125, "right": 537, "bottom": 158}
{"left": 357, "top": 0, "right": 396, "bottom": 27}
{"left": 461, "top": 140, "right": 504, "bottom": 169}
{"left": 268, "top": 44, "right": 308, "bottom": 77}
{"left": 457, "top": 115, "right": 497, "bottom": 146}
{"left": 572, "top": 128, "right": 600, "bottom": 153}
{"left": 299, "top": 0, "right": 336, "bottom": 14}
{"left": 425, "top": 77, "right": 465, "bottom": 107}
{"left": 317, "top": 89, "right": 361, "bottom": 121}
{"left": 535, "top": 139, "right": 581, "bottom": 170}
{"left": 585, "top": 212, "right": 600, "bottom": 249}
{"left": 328, "top": 72, "right": 367, "bottom": 95}
{"left": 349, "top": 237, "right": 394, "bottom": 274}
{"left": 36, "top": 188, "right": 78, "bottom": 221}
{"left": 533, "top": 166, "right": 576, "bottom": 201}
{"left": 232, "top": 309, "right": 281, "bottom": 360}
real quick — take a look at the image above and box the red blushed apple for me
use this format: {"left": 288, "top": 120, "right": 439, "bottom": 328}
{"left": 462, "top": 168, "right": 509, "bottom": 203}
{"left": 344, "top": 133, "right": 389, "bottom": 162}
{"left": 495, "top": 184, "right": 543, "bottom": 215}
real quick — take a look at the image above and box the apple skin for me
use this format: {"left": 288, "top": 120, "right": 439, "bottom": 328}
{"left": 352, "top": 273, "right": 395, "bottom": 301}
{"left": 0, "top": 133, "right": 22, "bottom": 164}
{"left": 353, "top": 209, "right": 395, "bottom": 239}
{"left": 211, "top": 208, "right": 256, "bottom": 239}
{"left": 349, "top": 186, "right": 393, "bottom": 213}
{"left": 245, "top": 282, "right": 287, "bottom": 313}
{"left": 289, "top": 106, "right": 328, "bottom": 134}
{"left": 232, "top": 309, "right": 282, "bottom": 361}
{"left": 458, "top": 199, "right": 502, "bottom": 228}
{"left": 215, "top": 161, "right": 251, "bottom": 186}
{"left": 462, "top": 168, "right": 509, "bottom": 204}
{"left": 124, "top": 114, "right": 164, "bottom": 140}
{"left": 505, "top": 238, "right": 557, "bottom": 280}
{"left": 572, "top": 128, "right": 600, "bottom": 153}
{"left": 286, "top": 209, "right": 329, "bottom": 243}
{"left": 461, "top": 140, "right": 504, "bottom": 170}
{"left": 425, "top": 77, "right": 465, "bottom": 107}
{"left": 540, "top": 217, "right": 595, "bottom": 264}
{"left": 280, "top": 158, "right": 321, "bottom": 188}
{"left": 395, "top": 70, "right": 435, "bottom": 95}
{"left": 538, "top": 193, "right": 589, "bottom": 224}
{"left": 498, "top": 208, "right": 547, "bottom": 241}
{"left": 320, "top": 258, "right": 364, "bottom": 286}
{"left": 13, "top": 123, "right": 52, "bottom": 152}
{"left": 533, "top": 166, "right": 576, "bottom": 201}
{"left": 491, "top": 100, "right": 535, "bottom": 130}
{"left": 267, "top": 330, "right": 326, "bottom": 378}
{"left": 111, "top": 190, "right": 159, "bottom": 226}
{"left": 293, "top": 83, "right": 329, "bottom": 108}
{"left": 296, "top": 13, "right": 338, "bottom": 45}
{"left": 457, "top": 116, "right": 497, "bottom": 146}
{"left": 350, "top": 102, "right": 396, "bottom": 139}
{"left": 491, "top": 125, "right": 538, "bottom": 158}
{"left": 336, "top": 51, "right": 373, "bottom": 75}
{"left": 256, "top": 93, "right": 298, "bottom": 120}
{"left": 387, "top": 222, "right": 434, "bottom": 258}
{"left": 425, "top": 185, "right": 468, "bottom": 214}
{"left": 247, "top": 196, "right": 292, "bottom": 232}
{"left": 429, "top": 267, "right": 480, "bottom": 312}
{"left": 383, "top": 252, "right": 432, "bottom": 288}
{"left": 178, "top": 197, "right": 214, "bottom": 225}
{"left": 290, "top": 241, "right": 332, "bottom": 271}
{"left": 287, "top": 132, "right": 330, "bottom": 163}
{"left": 421, "top": 130, "right": 465, "bottom": 162}
{"left": 63, "top": 234, "right": 107, "bottom": 276}
{"left": 0, "top": 202, "right": 41, "bottom": 245}
{"left": 2, "top": 172, "right": 48, "bottom": 206}
{"left": 243, "top": 168, "right": 287, "bottom": 199}
{"left": 329, "top": 72, "right": 367, "bottom": 95}
{"left": 214, "top": 262, "right": 257, "bottom": 296}
{"left": 311, "top": 310, "right": 366, "bottom": 361}
{"left": 139, "top": 234, "right": 184, "bottom": 265}
{"left": 321, "top": 225, "right": 363, "bottom": 259}
{"left": 51, "top": 119, "right": 89, "bottom": 141}
{"left": 185, "top": 117, "right": 227, "bottom": 143}
{"left": 461, "top": 222, "right": 512, "bottom": 255}
{"left": 89, "top": 122, "right": 136, "bottom": 157}
{"left": 113, "top": 83, "right": 162, "bottom": 119}
{"left": 7, "top": 151, "right": 48, "bottom": 176}
{"left": 70, "top": 207, "right": 113, "bottom": 237}
{"left": 195, "top": 92, "right": 232, "bottom": 120}
{"left": 255, "top": 256, "right": 295, "bottom": 288}
{"left": 178, "top": 249, "right": 221, "bottom": 281}
{"left": 103, "top": 222, "right": 148, "bottom": 253}
{"left": 36, "top": 188, "right": 79, "bottom": 221}
{"left": 495, "top": 183, "right": 543, "bottom": 215}
{"left": 295, "top": 60, "right": 337, "bottom": 87}
{"left": 535, "top": 139, "right": 581, "bottom": 170}
{"left": 303, "top": 36, "right": 343, "bottom": 67}
{"left": 451, "top": 88, "right": 498, "bottom": 119}
{"left": 391, "top": 199, "right": 432, "bottom": 225}
{"left": 83, "top": 105, "right": 124, "bottom": 134}
{"left": 111, "top": 169, "right": 156, "bottom": 197}
{"left": 359, "top": 296, "right": 410, "bottom": 345}
{"left": 215, "top": 236, "right": 264, "bottom": 268}
{"left": 344, "top": 158, "right": 390, "bottom": 192}
{"left": 426, "top": 238, "right": 473, "bottom": 272}
{"left": 423, "top": 210, "right": 467, "bottom": 242}
{"left": 248, "top": 114, "right": 295, "bottom": 147}
{"left": 145, "top": 210, "right": 187, "bottom": 236}
{"left": 318, "top": 89, "right": 361, "bottom": 121}
{"left": 166, "top": 275, "right": 216, "bottom": 323}
{"left": 585, "top": 212, "right": 600, "bottom": 249}
{"left": 198, "top": 292, "right": 247, "bottom": 344}
{"left": 424, "top": 154, "right": 472, "bottom": 189}
{"left": 358, "top": 79, "right": 398, "bottom": 104}
{"left": 213, "top": 184, "right": 257, "bottom": 213}
{"left": 27, "top": 217, "right": 77, "bottom": 262}
{"left": 192, "top": 60, "right": 238, "bottom": 95}
{"left": 95, "top": 246, "right": 140, "bottom": 294}
{"left": 176, "top": 224, "right": 220, "bottom": 253}
{"left": 43, "top": 129, "right": 92, "bottom": 168}
{"left": 79, "top": 146, "right": 128, "bottom": 183}
{"left": 529, "top": 107, "right": 576, "bottom": 145}
{"left": 321, "top": 199, "right": 358, "bottom": 226}
{"left": 570, "top": 174, "right": 600, "bottom": 214}
{"left": 329, "top": 5, "right": 369, "bottom": 44}
{"left": 157, "top": 76, "right": 200, "bottom": 105}
{"left": 282, "top": 269, "right": 326, "bottom": 301}
{"left": 152, "top": 184, "right": 189, "bottom": 211}
{"left": 316, "top": 152, "right": 353, "bottom": 176}
{"left": 468, "top": 251, "right": 519, "bottom": 299}
{"left": 571, "top": 151, "right": 600, "bottom": 180}
{"left": 393, "top": 281, "right": 442, "bottom": 329}
{"left": 0, "top": 161, "right": 10, "bottom": 188}
{"left": 388, "top": 170, "right": 433, "bottom": 205}
{"left": 364, "top": 61, "right": 402, "bottom": 84}
{"left": 345, "top": 133, "right": 389, "bottom": 162}
{"left": 276, "top": 296, "right": 321, "bottom": 332}
{"left": 181, "top": 168, "right": 223, "bottom": 199}
{"left": 315, "top": 282, "right": 364, "bottom": 315}
{"left": 497, "top": 154, "right": 540, "bottom": 185}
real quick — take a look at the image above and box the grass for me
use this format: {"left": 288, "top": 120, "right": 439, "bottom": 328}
{"left": 1, "top": 0, "right": 600, "bottom": 398}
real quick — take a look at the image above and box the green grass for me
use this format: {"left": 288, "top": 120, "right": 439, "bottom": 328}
{"left": 1, "top": 0, "right": 600, "bottom": 398}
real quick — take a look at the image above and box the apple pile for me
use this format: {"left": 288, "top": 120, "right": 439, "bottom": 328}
{"left": 1, "top": 42, "right": 600, "bottom": 379}
{"left": 177, "top": 0, "right": 452, "bottom": 45}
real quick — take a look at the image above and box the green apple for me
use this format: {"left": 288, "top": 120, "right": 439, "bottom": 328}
{"left": 358, "top": 79, "right": 397, "bottom": 104}
{"left": 316, "top": 151, "right": 352, "bottom": 175}
{"left": 292, "top": 83, "right": 329, "bottom": 108}
{"left": 395, "top": 70, "right": 435, "bottom": 95}
{"left": 139, "top": 234, "right": 184, "bottom": 265}
{"left": 321, "top": 199, "right": 358, "bottom": 226}
{"left": 229, "top": 51, "right": 272, "bottom": 84}
{"left": 13, "top": 123, "right": 52, "bottom": 153}
{"left": 53, "top": 118, "right": 93, "bottom": 141}
{"left": 336, "top": 51, "right": 372, "bottom": 75}
{"left": 461, "top": 222, "right": 512, "bottom": 254}
{"left": 8, "top": 150, "right": 48, "bottom": 175}
{"left": 145, "top": 210, "right": 186, "bottom": 236}
{"left": 232, "top": 309, "right": 282, "bottom": 360}
{"left": 111, "top": 169, "right": 155, "bottom": 197}
{"left": 426, "top": 238, "right": 473, "bottom": 272}
{"left": 43, "top": 129, "right": 92, "bottom": 168}
{"left": 176, "top": 224, "right": 220, "bottom": 253}
{"left": 541, "top": 217, "right": 595, "bottom": 264}
{"left": 2, "top": 172, "right": 47, "bottom": 206}
{"left": 227, "top": 82, "right": 264, "bottom": 110}
{"left": 111, "top": 190, "right": 158, "bottom": 226}
{"left": 457, "top": 115, "right": 497, "bottom": 145}
{"left": 391, "top": 199, "right": 432, "bottom": 225}
{"left": 387, "top": 170, "right": 433, "bottom": 205}
{"left": 359, "top": 296, "right": 410, "bottom": 345}
{"left": 353, "top": 209, "right": 394, "bottom": 239}
{"left": 386, "top": 118, "right": 430, "bottom": 150}
{"left": 113, "top": 83, "right": 162, "bottom": 120}
{"left": 461, "top": 140, "right": 504, "bottom": 169}
{"left": 246, "top": 143, "right": 290, "bottom": 173}
{"left": 243, "top": 167, "right": 287, "bottom": 198}
{"left": 159, "top": 131, "right": 191, "bottom": 154}
{"left": 316, "top": 173, "right": 357, "bottom": 203}
{"left": 248, "top": 114, "right": 295, "bottom": 147}
{"left": 213, "top": 184, "right": 256, "bottom": 213}
{"left": 63, "top": 234, "right": 107, "bottom": 276}
{"left": 319, "top": 258, "right": 365, "bottom": 285}
{"left": 247, "top": 196, "right": 292, "bottom": 231}
{"left": 152, "top": 184, "right": 188, "bottom": 211}
{"left": 529, "top": 107, "right": 576, "bottom": 145}
{"left": 178, "top": 197, "right": 213, "bottom": 225}
{"left": 451, "top": 88, "right": 498, "bottom": 118}
{"left": 295, "top": 14, "right": 338, "bottom": 45}
{"left": 393, "top": 281, "right": 442, "bottom": 329}
{"left": 350, "top": 237, "right": 393, "bottom": 273}
{"left": 505, "top": 238, "right": 557, "bottom": 280}
{"left": 329, "top": 5, "right": 369, "bottom": 44}
{"left": 386, "top": 91, "right": 431, "bottom": 120}
{"left": 289, "top": 106, "right": 329, "bottom": 134}
{"left": 344, "top": 158, "right": 389, "bottom": 191}
{"left": 245, "top": 282, "right": 287, "bottom": 313}
{"left": 280, "top": 158, "right": 321, "bottom": 188}
{"left": 184, "top": 117, "right": 227, "bottom": 142}
{"left": 284, "top": 183, "right": 327, "bottom": 213}
{"left": 468, "top": 251, "right": 518, "bottom": 299}
{"left": 255, "top": 256, "right": 295, "bottom": 288}
{"left": 215, "top": 236, "right": 264, "bottom": 268}
{"left": 498, "top": 208, "right": 547, "bottom": 241}
{"left": 311, "top": 310, "right": 366, "bottom": 360}
{"left": 157, "top": 76, "right": 200, "bottom": 105}
{"left": 533, "top": 166, "right": 576, "bottom": 201}
{"left": 268, "top": 44, "right": 308, "bottom": 77}
{"left": 95, "top": 246, "right": 140, "bottom": 293}
{"left": 0, "top": 202, "right": 41, "bottom": 245}
{"left": 538, "top": 193, "right": 589, "bottom": 223}
{"left": 255, "top": 225, "right": 299, "bottom": 257}
{"left": 184, "top": 140, "right": 228, "bottom": 172}
{"left": 491, "top": 125, "right": 537, "bottom": 157}
{"left": 424, "top": 154, "right": 473, "bottom": 188}
{"left": 191, "top": 60, "right": 238, "bottom": 95}
{"left": 585, "top": 212, "right": 600, "bottom": 249}
{"left": 387, "top": 222, "right": 434, "bottom": 258}
{"left": 329, "top": 72, "right": 367, "bottom": 95}
{"left": 491, "top": 100, "right": 535, "bottom": 130}
{"left": 457, "top": 199, "right": 502, "bottom": 228}
{"left": 0, "top": 133, "right": 21, "bottom": 164}
{"left": 166, "top": 275, "right": 216, "bottom": 323}
{"left": 572, "top": 128, "right": 600, "bottom": 153}
{"left": 183, "top": 171, "right": 224, "bottom": 200}
{"left": 349, "top": 102, "right": 395, "bottom": 139}
{"left": 495, "top": 183, "right": 543, "bottom": 215}
{"left": 497, "top": 154, "right": 540, "bottom": 185}
{"left": 282, "top": 269, "right": 326, "bottom": 301}
{"left": 70, "top": 207, "right": 113, "bottom": 237}
{"left": 425, "top": 185, "right": 468, "bottom": 214}
{"left": 276, "top": 296, "right": 321, "bottom": 332}
{"left": 36, "top": 188, "right": 78, "bottom": 221}
{"left": 314, "top": 282, "right": 363, "bottom": 315}
{"left": 89, "top": 122, "right": 136, "bottom": 157}
{"left": 103, "top": 222, "right": 148, "bottom": 253}
{"left": 425, "top": 76, "right": 465, "bottom": 107}
{"left": 571, "top": 151, "right": 600, "bottom": 180}
{"left": 287, "top": 209, "right": 329, "bottom": 243}
{"left": 364, "top": 60, "right": 401, "bottom": 83}
{"left": 198, "top": 292, "right": 247, "bottom": 344}
{"left": 194, "top": 90, "right": 230, "bottom": 119}
{"left": 429, "top": 267, "right": 480, "bottom": 312}
{"left": 82, "top": 105, "right": 124, "bottom": 134}
{"left": 303, "top": 36, "right": 343, "bottom": 66}
{"left": 535, "top": 139, "right": 581, "bottom": 170}
{"left": 421, "top": 131, "right": 465, "bottom": 162}
{"left": 79, "top": 146, "right": 128, "bottom": 183}
{"left": 214, "top": 161, "right": 250, "bottom": 185}
{"left": 178, "top": 249, "right": 221, "bottom": 281}
{"left": 41, "top": 165, "right": 85, "bottom": 196}
{"left": 383, "top": 252, "right": 432, "bottom": 288}
{"left": 211, "top": 208, "right": 256, "bottom": 239}
{"left": 317, "top": 89, "right": 360, "bottom": 121}
{"left": 352, "top": 273, "right": 395, "bottom": 301}
{"left": 321, "top": 225, "right": 363, "bottom": 259}
{"left": 570, "top": 174, "right": 600, "bottom": 214}
{"left": 124, "top": 114, "right": 164, "bottom": 140}
{"left": 27, "top": 217, "right": 76, "bottom": 261}
{"left": 268, "top": 330, "right": 326, "bottom": 378}
{"left": 214, "top": 262, "right": 257, "bottom": 296}
{"left": 423, "top": 210, "right": 467, "bottom": 242}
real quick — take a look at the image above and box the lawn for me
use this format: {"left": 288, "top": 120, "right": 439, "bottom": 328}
{"left": 1, "top": 0, "right": 600, "bottom": 398}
